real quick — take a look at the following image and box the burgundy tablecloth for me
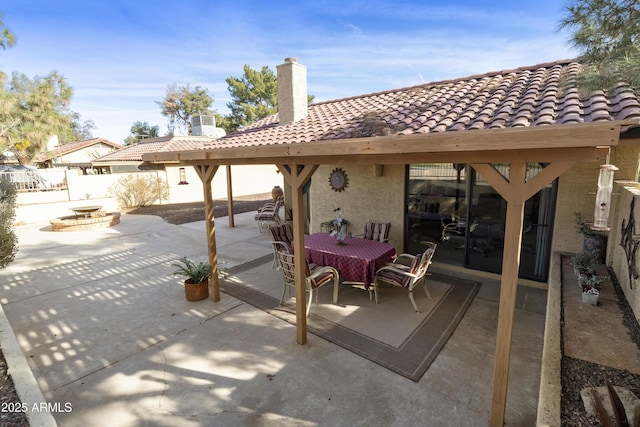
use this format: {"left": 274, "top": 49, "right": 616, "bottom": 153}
{"left": 303, "top": 233, "right": 396, "bottom": 285}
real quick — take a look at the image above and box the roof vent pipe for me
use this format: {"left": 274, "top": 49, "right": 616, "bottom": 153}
{"left": 276, "top": 57, "right": 308, "bottom": 125}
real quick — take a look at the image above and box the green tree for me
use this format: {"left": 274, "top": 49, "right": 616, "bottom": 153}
{"left": 224, "top": 65, "right": 279, "bottom": 132}
{"left": 559, "top": 0, "right": 640, "bottom": 92}
{"left": 222, "top": 64, "right": 315, "bottom": 133}
{"left": 0, "top": 177, "right": 17, "bottom": 269}
{"left": 57, "top": 112, "right": 95, "bottom": 144}
{"left": 0, "top": 71, "right": 73, "bottom": 163}
{"left": 124, "top": 121, "right": 160, "bottom": 145}
{"left": 0, "top": 12, "right": 16, "bottom": 51}
{"left": 158, "top": 84, "right": 213, "bottom": 135}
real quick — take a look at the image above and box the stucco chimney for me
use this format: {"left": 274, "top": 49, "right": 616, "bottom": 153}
{"left": 276, "top": 57, "right": 308, "bottom": 125}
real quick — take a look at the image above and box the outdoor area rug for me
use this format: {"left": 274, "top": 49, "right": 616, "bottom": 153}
{"left": 221, "top": 255, "right": 481, "bottom": 382}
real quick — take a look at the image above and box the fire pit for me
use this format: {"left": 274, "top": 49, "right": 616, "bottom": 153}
{"left": 50, "top": 207, "right": 121, "bottom": 232}
{"left": 70, "top": 205, "right": 104, "bottom": 218}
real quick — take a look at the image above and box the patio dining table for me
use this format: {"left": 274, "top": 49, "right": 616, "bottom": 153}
{"left": 302, "top": 233, "right": 397, "bottom": 287}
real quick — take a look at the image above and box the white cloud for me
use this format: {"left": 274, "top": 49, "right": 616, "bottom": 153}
{"left": 2, "top": 0, "right": 577, "bottom": 143}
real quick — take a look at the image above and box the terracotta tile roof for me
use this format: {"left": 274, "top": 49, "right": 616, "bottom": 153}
{"left": 203, "top": 60, "right": 640, "bottom": 150}
{"left": 94, "top": 135, "right": 218, "bottom": 162}
{"left": 37, "top": 137, "right": 121, "bottom": 161}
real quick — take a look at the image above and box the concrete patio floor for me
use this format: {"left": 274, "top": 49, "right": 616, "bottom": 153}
{"left": 0, "top": 211, "right": 547, "bottom": 426}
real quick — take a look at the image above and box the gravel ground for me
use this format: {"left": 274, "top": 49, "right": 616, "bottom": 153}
{"left": 125, "top": 198, "right": 271, "bottom": 225}
{"left": 0, "top": 349, "right": 29, "bottom": 427}
{"left": 560, "top": 267, "right": 640, "bottom": 426}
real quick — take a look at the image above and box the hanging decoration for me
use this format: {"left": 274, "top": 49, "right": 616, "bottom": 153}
{"left": 591, "top": 150, "right": 618, "bottom": 231}
{"left": 329, "top": 167, "right": 349, "bottom": 192}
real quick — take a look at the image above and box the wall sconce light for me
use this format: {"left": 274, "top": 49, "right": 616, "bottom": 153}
{"left": 591, "top": 159, "right": 618, "bottom": 231}
{"left": 178, "top": 167, "right": 189, "bottom": 185}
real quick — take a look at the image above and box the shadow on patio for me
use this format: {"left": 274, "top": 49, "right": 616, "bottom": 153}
{"left": 2, "top": 212, "right": 547, "bottom": 426}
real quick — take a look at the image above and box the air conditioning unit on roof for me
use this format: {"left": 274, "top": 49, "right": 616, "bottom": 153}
{"left": 192, "top": 115, "right": 216, "bottom": 136}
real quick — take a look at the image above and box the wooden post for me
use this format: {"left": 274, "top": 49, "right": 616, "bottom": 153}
{"left": 226, "top": 165, "right": 235, "bottom": 228}
{"left": 488, "top": 162, "right": 525, "bottom": 426}
{"left": 471, "top": 160, "right": 575, "bottom": 426}
{"left": 194, "top": 164, "right": 221, "bottom": 302}
{"left": 277, "top": 163, "right": 318, "bottom": 344}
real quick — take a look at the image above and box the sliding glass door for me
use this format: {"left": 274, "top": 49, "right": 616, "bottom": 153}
{"left": 405, "top": 163, "right": 557, "bottom": 281}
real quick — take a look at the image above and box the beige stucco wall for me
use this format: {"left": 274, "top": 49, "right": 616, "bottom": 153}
{"left": 15, "top": 165, "right": 283, "bottom": 224}
{"left": 308, "top": 164, "right": 406, "bottom": 251}
{"left": 609, "top": 182, "right": 640, "bottom": 323}
{"left": 552, "top": 144, "right": 640, "bottom": 257}
{"left": 58, "top": 143, "right": 119, "bottom": 164}
{"left": 165, "top": 164, "right": 283, "bottom": 204}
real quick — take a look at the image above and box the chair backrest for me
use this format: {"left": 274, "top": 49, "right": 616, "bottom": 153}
{"left": 260, "top": 197, "right": 283, "bottom": 215}
{"left": 411, "top": 242, "right": 437, "bottom": 280}
{"left": 276, "top": 251, "right": 311, "bottom": 284}
{"left": 364, "top": 221, "right": 391, "bottom": 242}
{"left": 268, "top": 222, "right": 294, "bottom": 246}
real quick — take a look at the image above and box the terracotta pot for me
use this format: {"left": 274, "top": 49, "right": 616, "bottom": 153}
{"left": 184, "top": 279, "right": 209, "bottom": 301}
{"left": 271, "top": 185, "right": 283, "bottom": 201}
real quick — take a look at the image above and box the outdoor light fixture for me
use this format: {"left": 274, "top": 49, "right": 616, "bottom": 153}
{"left": 591, "top": 152, "right": 618, "bottom": 231}
{"left": 178, "top": 167, "right": 189, "bottom": 185}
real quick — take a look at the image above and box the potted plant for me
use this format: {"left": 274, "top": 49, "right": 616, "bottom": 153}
{"left": 579, "top": 272, "right": 605, "bottom": 306}
{"left": 172, "top": 257, "right": 210, "bottom": 301}
{"left": 569, "top": 252, "right": 596, "bottom": 278}
{"left": 574, "top": 212, "right": 606, "bottom": 263}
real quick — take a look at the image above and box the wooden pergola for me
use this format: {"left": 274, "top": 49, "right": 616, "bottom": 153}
{"left": 143, "top": 120, "right": 633, "bottom": 426}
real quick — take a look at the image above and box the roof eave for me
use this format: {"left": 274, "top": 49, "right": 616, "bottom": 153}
{"left": 143, "top": 121, "right": 636, "bottom": 166}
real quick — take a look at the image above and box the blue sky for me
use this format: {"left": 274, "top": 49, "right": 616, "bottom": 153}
{"left": 2, "top": 1, "right": 578, "bottom": 145}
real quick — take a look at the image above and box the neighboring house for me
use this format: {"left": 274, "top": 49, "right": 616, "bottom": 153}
{"left": 93, "top": 135, "right": 282, "bottom": 203}
{"left": 35, "top": 137, "right": 122, "bottom": 171}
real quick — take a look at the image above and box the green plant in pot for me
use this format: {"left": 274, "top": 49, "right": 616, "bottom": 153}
{"left": 172, "top": 257, "right": 210, "bottom": 301}
{"left": 569, "top": 252, "right": 596, "bottom": 277}
{"left": 580, "top": 272, "right": 605, "bottom": 305}
{"left": 573, "top": 212, "right": 606, "bottom": 263}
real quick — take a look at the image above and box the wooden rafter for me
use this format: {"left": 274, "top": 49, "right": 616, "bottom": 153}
{"left": 142, "top": 122, "right": 628, "bottom": 166}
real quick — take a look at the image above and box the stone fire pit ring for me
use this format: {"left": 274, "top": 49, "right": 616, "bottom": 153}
{"left": 50, "top": 210, "right": 121, "bottom": 232}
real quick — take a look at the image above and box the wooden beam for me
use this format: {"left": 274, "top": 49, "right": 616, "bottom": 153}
{"left": 470, "top": 164, "right": 510, "bottom": 201}
{"left": 142, "top": 122, "right": 626, "bottom": 165}
{"left": 524, "top": 161, "right": 575, "bottom": 201}
{"left": 277, "top": 163, "right": 319, "bottom": 345}
{"left": 194, "top": 164, "right": 221, "bottom": 302}
{"left": 145, "top": 146, "right": 609, "bottom": 167}
{"left": 226, "top": 165, "right": 235, "bottom": 228}
{"left": 487, "top": 162, "right": 526, "bottom": 427}
{"left": 472, "top": 159, "right": 578, "bottom": 425}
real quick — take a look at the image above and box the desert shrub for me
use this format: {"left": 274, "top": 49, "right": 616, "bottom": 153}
{"left": 109, "top": 174, "right": 169, "bottom": 208}
{"left": 0, "top": 177, "right": 18, "bottom": 269}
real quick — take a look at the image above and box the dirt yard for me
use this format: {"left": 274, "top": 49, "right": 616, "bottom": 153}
{"left": 125, "top": 198, "right": 272, "bottom": 225}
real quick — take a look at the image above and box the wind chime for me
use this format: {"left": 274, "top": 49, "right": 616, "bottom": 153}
{"left": 590, "top": 150, "right": 618, "bottom": 231}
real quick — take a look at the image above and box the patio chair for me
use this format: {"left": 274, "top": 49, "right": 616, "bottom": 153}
{"left": 268, "top": 222, "right": 294, "bottom": 269}
{"left": 275, "top": 250, "right": 340, "bottom": 316}
{"left": 254, "top": 197, "right": 283, "bottom": 232}
{"left": 358, "top": 220, "right": 391, "bottom": 243}
{"left": 372, "top": 242, "right": 437, "bottom": 313}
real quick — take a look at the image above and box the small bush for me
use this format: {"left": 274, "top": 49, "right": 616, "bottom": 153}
{"left": 0, "top": 177, "right": 18, "bottom": 269}
{"left": 109, "top": 174, "right": 169, "bottom": 208}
